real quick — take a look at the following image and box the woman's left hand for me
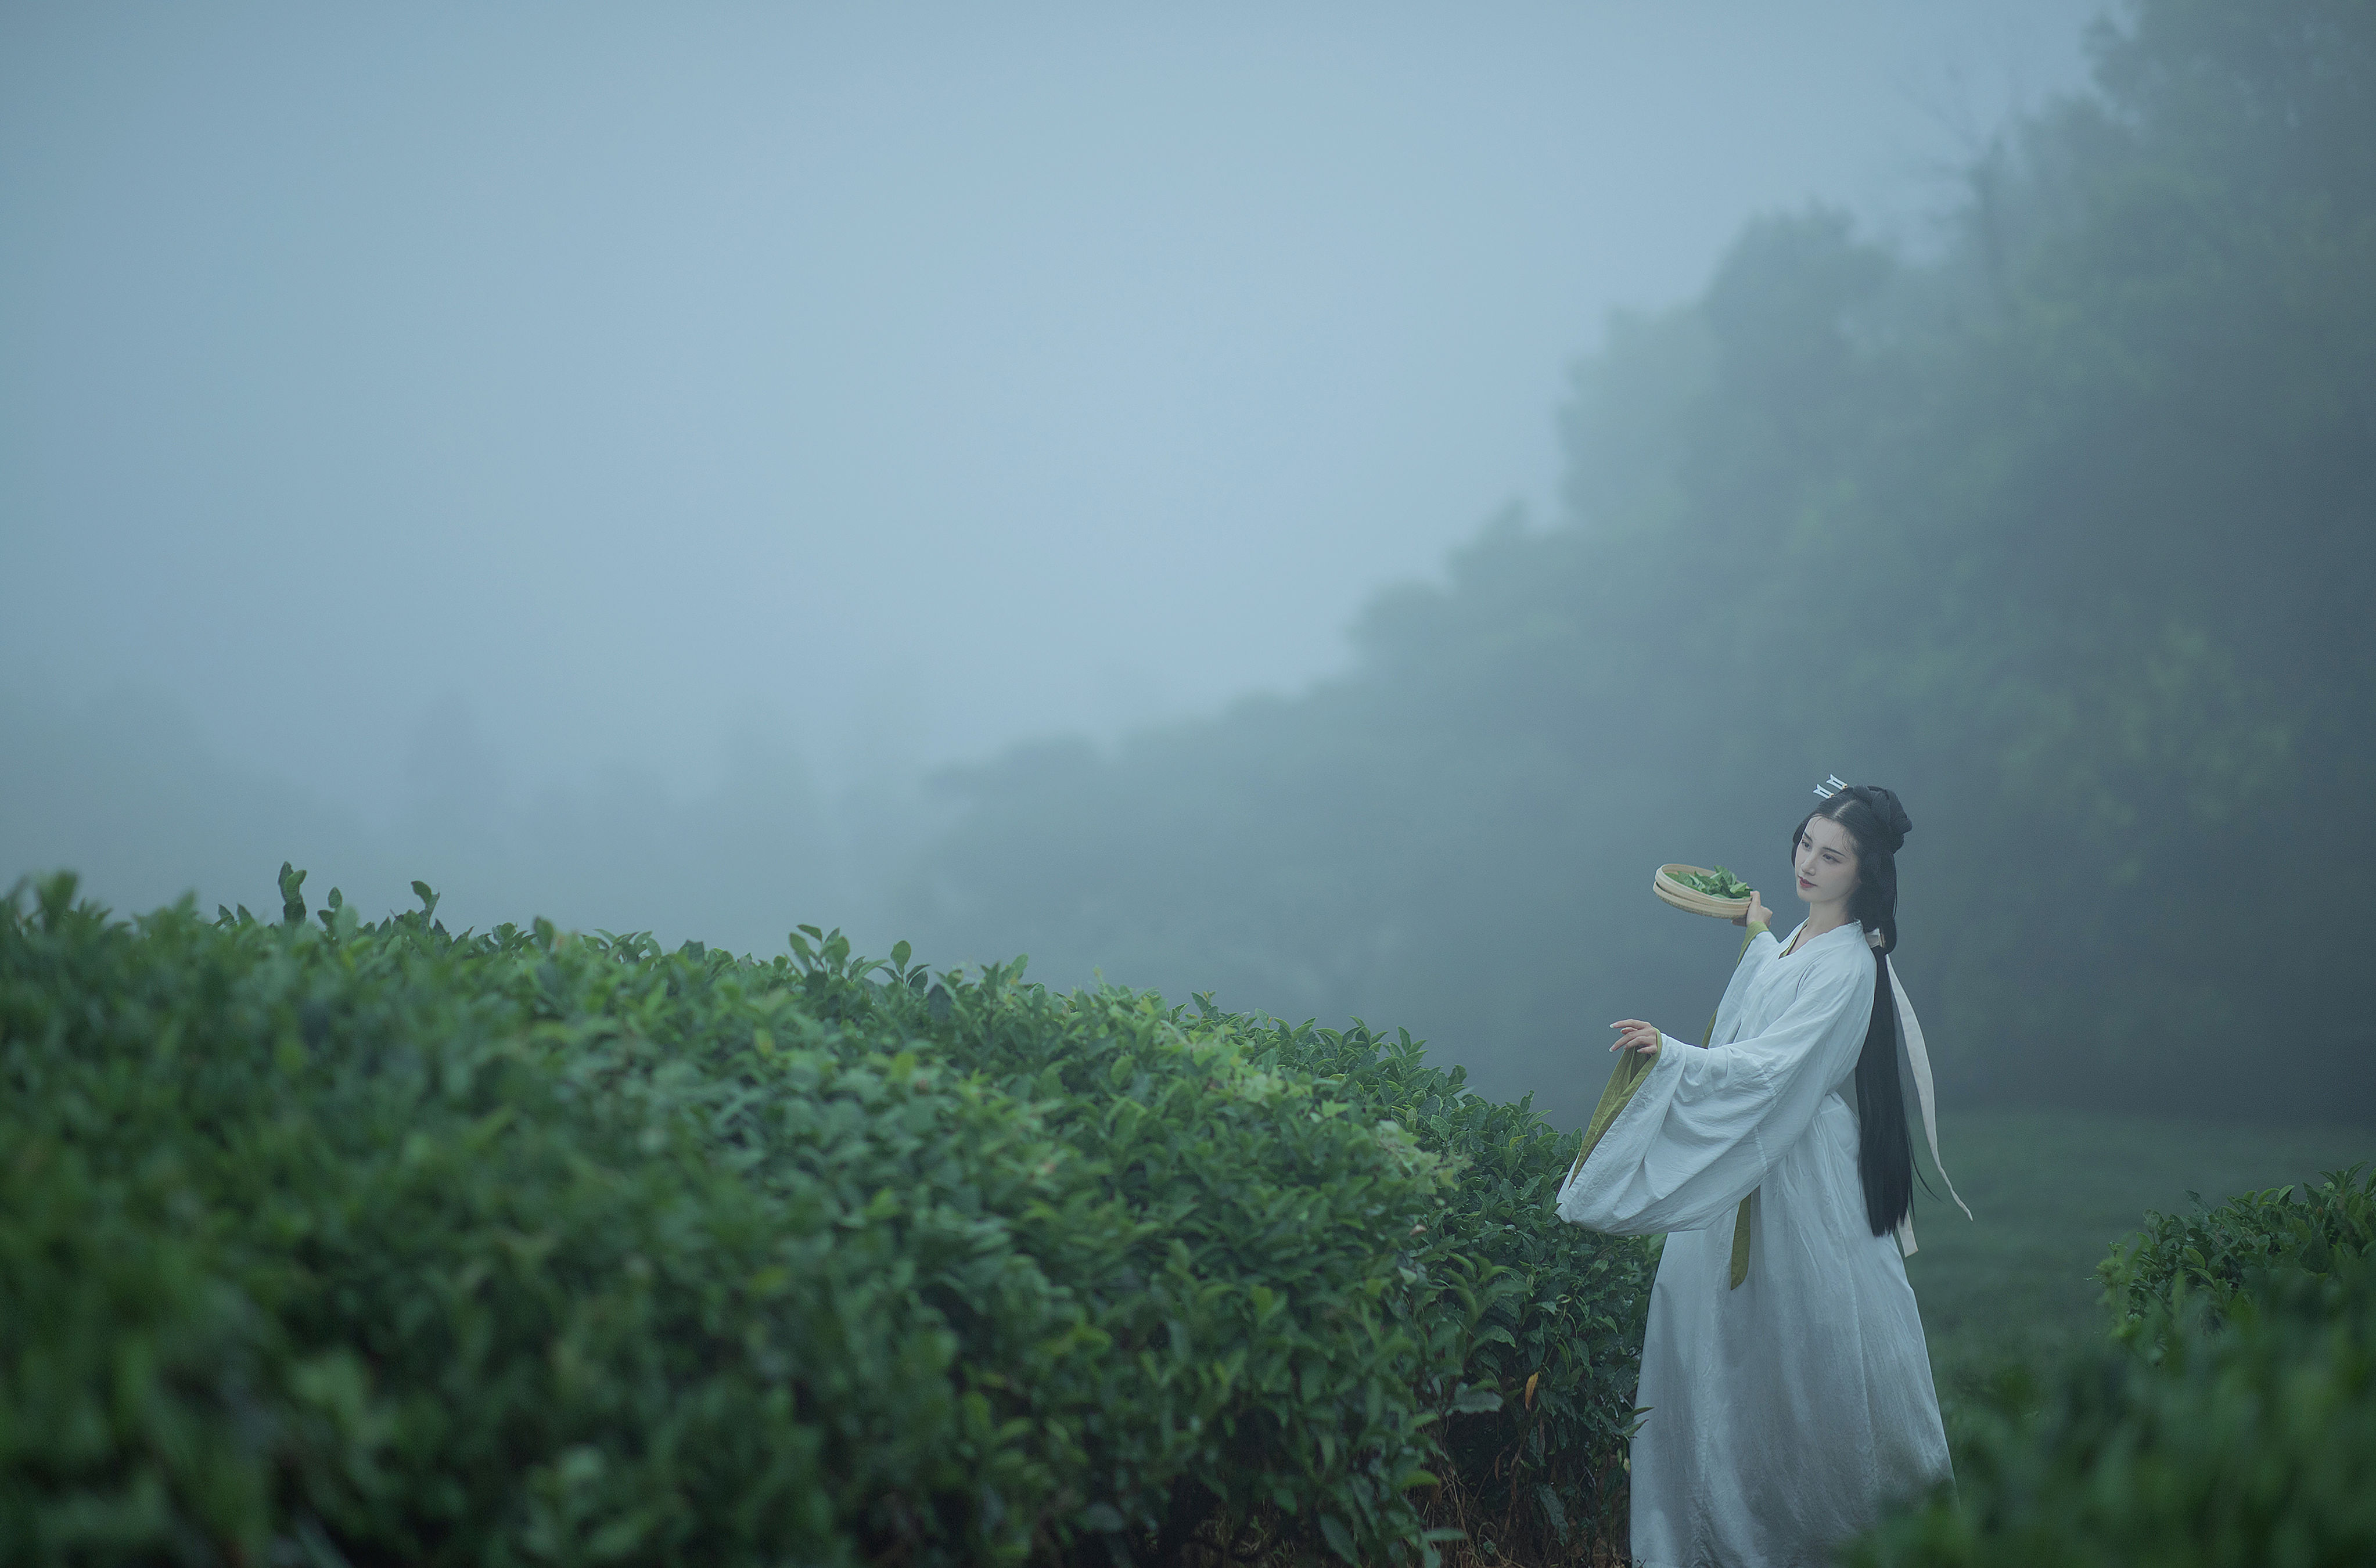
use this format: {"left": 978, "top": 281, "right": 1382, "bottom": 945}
{"left": 1609, "top": 1020, "right": 1662, "bottom": 1056}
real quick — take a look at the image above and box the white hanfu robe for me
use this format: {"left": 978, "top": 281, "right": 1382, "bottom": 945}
{"left": 1555, "top": 922, "right": 1961, "bottom": 1568}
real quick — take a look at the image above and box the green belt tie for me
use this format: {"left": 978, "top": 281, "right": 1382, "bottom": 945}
{"left": 1711, "top": 927, "right": 1757, "bottom": 1289}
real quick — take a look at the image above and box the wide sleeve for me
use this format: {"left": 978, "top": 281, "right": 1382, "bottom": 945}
{"left": 1562, "top": 927, "right": 1782, "bottom": 1185}
{"left": 1556, "top": 947, "right": 1874, "bottom": 1236}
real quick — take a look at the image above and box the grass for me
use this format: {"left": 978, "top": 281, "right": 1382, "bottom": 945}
{"left": 1901, "top": 1107, "right": 2370, "bottom": 1407}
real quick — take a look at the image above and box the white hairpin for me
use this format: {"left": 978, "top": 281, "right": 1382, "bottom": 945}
{"left": 1813, "top": 774, "right": 1848, "bottom": 800}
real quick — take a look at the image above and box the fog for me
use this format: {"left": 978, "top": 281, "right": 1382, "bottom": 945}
{"left": 5, "top": 2, "right": 2096, "bottom": 930}
{"left": 36, "top": 0, "right": 2360, "bottom": 1135}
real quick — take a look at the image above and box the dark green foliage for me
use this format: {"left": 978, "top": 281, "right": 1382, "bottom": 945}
{"left": 0, "top": 873, "right": 1647, "bottom": 1566}
{"left": 2098, "top": 1164, "right": 2376, "bottom": 1353}
{"left": 1243, "top": 1014, "right": 1654, "bottom": 1562}
{"left": 1848, "top": 1198, "right": 2376, "bottom": 1566}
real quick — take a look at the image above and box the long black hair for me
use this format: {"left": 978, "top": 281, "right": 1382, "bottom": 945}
{"left": 1791, "top": 785, "right": 1917, "bottom": 1240}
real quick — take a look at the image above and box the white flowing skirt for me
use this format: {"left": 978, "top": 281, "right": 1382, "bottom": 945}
{"left": 1629, "top": 1091, "right": 1951, "bottom": 1568}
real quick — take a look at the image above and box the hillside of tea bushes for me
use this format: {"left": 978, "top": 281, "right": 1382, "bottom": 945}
{"left": 0, "top": 871, "right": 1652, "bottom": 1567}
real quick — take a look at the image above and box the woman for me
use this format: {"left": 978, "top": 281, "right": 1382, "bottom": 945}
{"left": 1556, "top": 783, "right": 1969, "bottom": 1568}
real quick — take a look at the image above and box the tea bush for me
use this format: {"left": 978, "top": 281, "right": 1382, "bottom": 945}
{"left": 1845, "top": 1255, "right": 2376, "bottom": 1568}
{"left": 2098, "top": 1164, "right": 2376, "bottom": 1353}
{"left": 1846, "top": 1170, "right": 2376, "bottom": 1567}
{"left": 1246, "top": 1015, "right": 1651, "bottom": 1563}
{"left": 0, "top": 872, "right": 1649, "bottom": 1567}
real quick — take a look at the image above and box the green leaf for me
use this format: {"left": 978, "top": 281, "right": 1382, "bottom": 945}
{"left": 1536, "top": 1483, "right": 1569, "bottom": 1542}
{"left": 277, "top": 862, "right": 307, "bottom": 924}
{"left": 1451, "top": 1383, "right": 1502, "bottom": 1414}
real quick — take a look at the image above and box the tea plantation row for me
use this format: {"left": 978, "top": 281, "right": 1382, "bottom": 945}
{"left": 9, "top": 868, "right": 2371, "bottom": 1566}
{"left": 0, "top": 872, "right": 1651, "bottom": 1567}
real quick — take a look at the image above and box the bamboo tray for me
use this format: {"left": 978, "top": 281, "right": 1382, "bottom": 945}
{"left": 1654, "top": 863, "right": 1754, "bottom": 920}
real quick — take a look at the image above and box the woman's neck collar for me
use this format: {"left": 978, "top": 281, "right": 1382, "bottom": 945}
{"left": 1798, "top": 905, "right": 1857, "bottom": 942}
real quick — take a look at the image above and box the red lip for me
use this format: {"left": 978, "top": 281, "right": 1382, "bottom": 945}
{"left": 1797, "top": 877, "right": 1814, "bottom": 889}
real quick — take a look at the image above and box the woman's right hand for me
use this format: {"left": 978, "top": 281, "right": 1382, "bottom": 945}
{"left": 1734, "top": 890, "right": 1771, "bottom": 929}
{"left": 1610, "top": 1020, "right": 1662, "bottom": 1056}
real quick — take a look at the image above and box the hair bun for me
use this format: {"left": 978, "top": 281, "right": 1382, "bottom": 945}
{"left": 1845, "top": 785, "right": 1913, "bottom": 854}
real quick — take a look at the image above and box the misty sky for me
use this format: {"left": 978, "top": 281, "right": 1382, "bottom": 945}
{"left": 3, "top": 1, "right": 2102, "bottom": 818}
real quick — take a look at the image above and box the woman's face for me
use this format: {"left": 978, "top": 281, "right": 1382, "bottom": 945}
{"left": 1794, "top": 815, "right": 1860, "bottom": 909}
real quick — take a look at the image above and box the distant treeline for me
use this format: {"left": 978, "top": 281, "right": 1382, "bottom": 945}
{"left": 897, "top": 0, "right": 2376, "bottom": 1128}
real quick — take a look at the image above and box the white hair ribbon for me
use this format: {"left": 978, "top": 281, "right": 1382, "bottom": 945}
{"left": 1886, "top": 963, "right": 1973, "bottom": 1257}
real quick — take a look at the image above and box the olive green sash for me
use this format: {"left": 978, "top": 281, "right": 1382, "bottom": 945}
{"left": 1566, "top": 1042, "right": 1658, "bottom": 1182}
{"left": 1718, "top": 929, "right": 1760, "bottom": 1289}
